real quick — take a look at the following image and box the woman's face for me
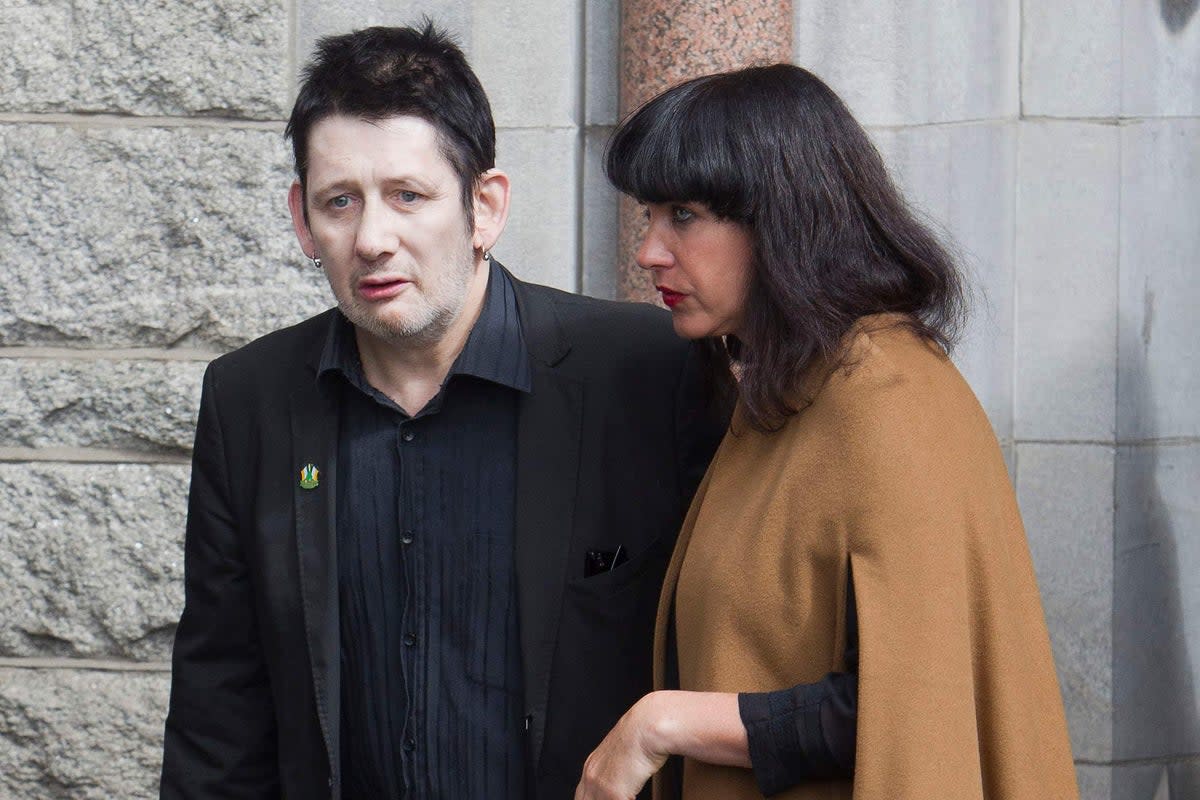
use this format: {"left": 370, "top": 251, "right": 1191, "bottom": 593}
{"left": 636, "top": 202, "right": 755, "bottom": 341}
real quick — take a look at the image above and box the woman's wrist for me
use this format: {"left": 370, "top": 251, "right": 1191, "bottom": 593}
{"left": 633, "top": 690, "right": 751, "bottom": 768}
{"left": 634, "top": 691, "right": 682, "bottom": 758}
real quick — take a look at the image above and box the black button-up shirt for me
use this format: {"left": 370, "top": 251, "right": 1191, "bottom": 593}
{"left": 318, "top": 262, "right": 531, "bottom": 798}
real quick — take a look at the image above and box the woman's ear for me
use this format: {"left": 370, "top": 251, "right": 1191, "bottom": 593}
{"left": 471, "top": 169, "right": 511, "bottom": 254}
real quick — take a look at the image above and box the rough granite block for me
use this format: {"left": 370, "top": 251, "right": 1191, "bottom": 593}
{"left": 0, "top": 667, "right": 169, "bottom": 800}
{"left": 0, "top": 0, "right": 288, "bottom": 118}
{"left": 0, "top": 464, "right": 188, "bottom": 660}
{"left": 0, "top": 359, "right": 206, "bottom": 454}
{"left": 1015, "top": 121, "right": 1118, "bottom": 441}
{"left": 0, "top": 124, "right": 331, "bottom": 350}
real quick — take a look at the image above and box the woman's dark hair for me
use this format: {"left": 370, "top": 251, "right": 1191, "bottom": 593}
{"left": 605, "top": 64, "right": 966, "bottom": 431}
{"left": 285, "top": 21, "right": 495, "bottom": 224}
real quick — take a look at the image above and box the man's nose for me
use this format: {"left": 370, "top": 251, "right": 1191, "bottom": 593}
{"left": 354, "top": 199, "right": 398, "bottom": 261}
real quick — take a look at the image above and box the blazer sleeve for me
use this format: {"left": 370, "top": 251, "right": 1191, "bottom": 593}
{"left": 161, "top": 363, "right": 281, "bottom": 798}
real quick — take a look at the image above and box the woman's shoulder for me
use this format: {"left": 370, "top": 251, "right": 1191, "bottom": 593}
{"left": 819, "top": 314, "right": 974, "bottom": 413}
{"left": 801, "top": 315, "right": 998, "bottom": 471}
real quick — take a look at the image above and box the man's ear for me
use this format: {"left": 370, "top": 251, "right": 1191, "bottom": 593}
{"left": 471, "top": 169, "right": 511, "bottom": 254}
{"left": 287, "top": 181, "right": 317, "bottom": 259}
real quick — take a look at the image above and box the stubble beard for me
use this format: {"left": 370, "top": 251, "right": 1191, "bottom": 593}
{"left": 335, "top": 244, "right": 478, "bottom": 348}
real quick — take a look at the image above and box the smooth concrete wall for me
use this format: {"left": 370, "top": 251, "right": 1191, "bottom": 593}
{"left": 796, "top": 0, "right": 1021, "bottom": 451}
{"left": 796, "top": 3, "right": 1200, "bottom": 798}
{"left": 1, "top": 2, "right": 1196, "bottom": 797}
{"left": 1020, "top": 2, "right": 1200, "bottom": 797}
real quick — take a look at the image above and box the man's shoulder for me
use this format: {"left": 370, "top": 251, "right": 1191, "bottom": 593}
{"left": 204, "top": 308, "right": 336, "bottom": 388}
{"left": 513, "top": 277, "right": 682, "bottom": 353}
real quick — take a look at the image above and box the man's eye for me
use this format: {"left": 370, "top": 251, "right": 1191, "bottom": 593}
{"left": 398, "top": 190, "right": 419, "bottom": 203}
{"left": 329, "top": 195, "right": 351, "bottom": 209}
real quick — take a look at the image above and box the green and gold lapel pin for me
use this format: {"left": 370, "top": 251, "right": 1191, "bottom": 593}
{"left": 299, "top": 463, "right": 320, "bottom": 490}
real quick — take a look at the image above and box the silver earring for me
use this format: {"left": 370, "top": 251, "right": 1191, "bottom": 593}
{"left": 310, "top": 253, "right": 322, "bottom": 269}
{"left": 483, "top": 249, "right": 492, "bottom": 261}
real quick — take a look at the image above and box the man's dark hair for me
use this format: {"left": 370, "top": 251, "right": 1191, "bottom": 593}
{"left": 605, "top": 63, "right": 967, "bottom": 431}
{"left": 285, "top": 22, "right": 496, "bottom": 224}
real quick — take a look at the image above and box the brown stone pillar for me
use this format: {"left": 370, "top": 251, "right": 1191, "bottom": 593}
{"left": 617, "top": 0, "right": 793, "bottom": 302}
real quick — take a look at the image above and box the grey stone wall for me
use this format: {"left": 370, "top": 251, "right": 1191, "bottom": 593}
{"left": 795, "top": 3, "right": 1200, "bottom": 798}
{"left": 1, "top": 1, "right": 1196, "bottom": 798}
{"left": 1023, "top": 4, "right": 1200, "bottom": 797}
{"left": 1, "top": 0, "right": 308, "bottom": 797}
{"left": 0, "top": 1, "right": 613, "bottom": 796}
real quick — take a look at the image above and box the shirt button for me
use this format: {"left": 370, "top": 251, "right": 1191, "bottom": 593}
{"left": 401, "top": 430, "right": 415, "bottom": 442}
{"left": 403, "top": 632, "right": 417, "bottom": 646}
{"left": 401, "top": 530, "right": 414, "bottom": 545}
{"left": 404, "top": 738, "right": 416, "bottom": 752}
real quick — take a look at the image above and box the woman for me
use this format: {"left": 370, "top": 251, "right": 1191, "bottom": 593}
{"left": 576, "top": 65, "right": 1077, "bottom": 800}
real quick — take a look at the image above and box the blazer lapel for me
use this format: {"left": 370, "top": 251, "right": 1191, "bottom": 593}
{"left": 290, "top": 379, "right": 341, "bottom": 781}
{"left": 510, "top": 273, "right": 583, "bottom": 769}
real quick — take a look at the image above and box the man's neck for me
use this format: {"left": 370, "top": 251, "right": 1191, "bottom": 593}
{"left": 355, "top": 261, "right": 490, "bottom": 415}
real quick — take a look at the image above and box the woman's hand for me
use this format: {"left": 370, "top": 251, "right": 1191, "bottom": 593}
{"left": 574, "top": 691, "right": 750, "bottom": 800}
{"left": 574, "top": 693, "right": 669, "bottom": 800}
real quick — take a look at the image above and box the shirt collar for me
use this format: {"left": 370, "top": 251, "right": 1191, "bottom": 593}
{"left": 317, "top": 259, "right": 531, "bottom": 394}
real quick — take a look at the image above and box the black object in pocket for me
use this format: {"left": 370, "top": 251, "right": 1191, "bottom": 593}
{"left": 584, "top": 546, "right": 629, "bottom": 578}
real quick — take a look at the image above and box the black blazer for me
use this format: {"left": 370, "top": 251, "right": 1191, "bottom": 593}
{"left": 160, "top": 273, "right": 723, "bottom": 799}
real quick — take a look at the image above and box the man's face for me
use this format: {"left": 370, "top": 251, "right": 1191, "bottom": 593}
{"left": 291, "top": 114, "right": 483, "bottom": 347}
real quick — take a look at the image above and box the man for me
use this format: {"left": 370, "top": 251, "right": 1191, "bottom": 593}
{"left": 160, "top": 23, "right": 722, "bottom": 799}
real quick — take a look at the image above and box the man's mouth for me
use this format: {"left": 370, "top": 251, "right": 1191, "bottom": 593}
{"left": 357, "top": 277, "right": 411, "bottom": 301}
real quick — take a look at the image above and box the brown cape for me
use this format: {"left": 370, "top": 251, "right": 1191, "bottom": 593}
{"left": 653, "top": 316, "right": 1078, "bottom": 799}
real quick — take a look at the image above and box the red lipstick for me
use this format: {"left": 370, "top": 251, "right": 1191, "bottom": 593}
{"left": 657, "top": 287, "right": 685, "bottom": 308}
